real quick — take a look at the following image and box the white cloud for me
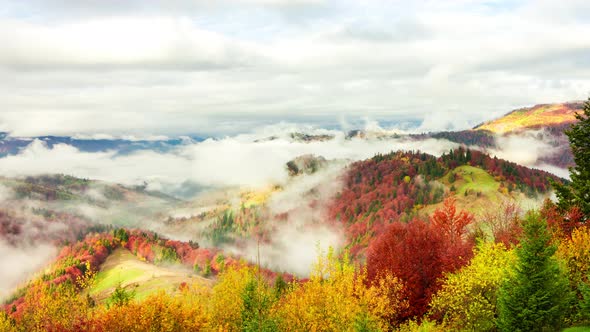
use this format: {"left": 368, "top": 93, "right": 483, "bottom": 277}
{"left": 0, "top": 0, "right": 588, "bottom": 136}
{"left": 0, "top": 241, "right": 57, "bottom": 300}
{"left": 0, "top": 129, "right": 458, "bottom": 193}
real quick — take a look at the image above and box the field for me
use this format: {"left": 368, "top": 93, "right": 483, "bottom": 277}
{"left": 88, "top": 248, "right": 211, "bottom": 302}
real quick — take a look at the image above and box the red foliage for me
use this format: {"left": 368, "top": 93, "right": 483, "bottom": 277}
{"left": 367, "top": 200, "right": 475, "bottom": 320}
{"left": 430, "top": 197, "right": 473, "bottom": 245}
{"left": 541, "top": 199, "right": 584, "bottom": 238}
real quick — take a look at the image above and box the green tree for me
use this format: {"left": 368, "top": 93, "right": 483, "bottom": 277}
{"left": 496, "top": 212, "right": 571, "bottom": 332}
{"left": 555, "top": 98, "right": 590, "bottom": 218}
{"left": 241, "top": 277, "right": 278, "bottom": 332}
{"left": 107, "top": 283, "right": 136, "bottom": 308}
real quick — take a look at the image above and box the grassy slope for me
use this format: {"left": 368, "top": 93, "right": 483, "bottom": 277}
{"left": 88, "top": 248, "right": 211, "bottom": 302}
{"left": 475, "top": 103, "right": 579, "bottom": 134}
{"left": 419, "top": 165, "right": 502, "bottom": 216}
{"left": 419, "top": 165, "right": 547, "bottom": 218}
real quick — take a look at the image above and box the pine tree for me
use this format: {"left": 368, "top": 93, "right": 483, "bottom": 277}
{"left": 497, "top": 211, "right": 571, "bottom": 332}
{"left": 555, "top": 98, "right": 590, "bottom": 218}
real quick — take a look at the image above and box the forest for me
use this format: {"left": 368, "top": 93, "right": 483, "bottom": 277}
{"left": 1, "top": 101, "right": 590, "bottom": 332}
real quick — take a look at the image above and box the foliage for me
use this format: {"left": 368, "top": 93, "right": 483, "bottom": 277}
{"left": 430, "top": 242, "right": 516, "bottom": 331}
{"left": 480, "top": 199, "right": 522, "bottom": 246}
{"left": 106, "top": 283, "right": 135, "bottom": 309}
{"left": 367, "top": 198, "right": 474, "bottom": 319}
{"left": 555, "top": 97, "right": 590, "bottom": 218}
{"left": 14, "top": 281, "right": 91, "bottom": 332}
{"left": 275, "top": 248, "right": 406, "bottom": 331}
{"left": 558, "top": 226, "right": 590, "bottom": 288}
{"left": 497, "top": 211, "right": 572, "bottom": 332}
{"left": 90, "top": 289, "right": 209, "bottom": 331}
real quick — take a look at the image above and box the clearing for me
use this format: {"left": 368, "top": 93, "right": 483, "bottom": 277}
{"left": 88, "top": 248, "right": 211, "bottom": 303}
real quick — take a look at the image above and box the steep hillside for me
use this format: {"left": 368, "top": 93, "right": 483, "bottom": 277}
{"left": 328, "top": 148, "right": 562, "bottom": 258}
{"left": 474, "top": 102, "right": 583, "bottom": 134}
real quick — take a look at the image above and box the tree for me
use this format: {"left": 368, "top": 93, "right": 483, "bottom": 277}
{"left": 277, "top": 248, "right": 406, "bottom": 331}
{"left": 107, "top": 283, "right": 135, "bottom": 308}
{"left": 430, "top": 242, "right": 516, "bottom": 331}
{"left": 496, "top": 212, "right": 571, "bottom": 332}
{"left": 430, "top": 197, "right": 473, "bottom": 245}
{"left": 555, "top": 97, "right": 590, "bottom": 218}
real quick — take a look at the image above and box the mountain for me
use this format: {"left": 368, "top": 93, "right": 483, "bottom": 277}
{"left": 0, "top": 174, "right": 179, "bottom": 247}
{"left": 0, "top": 134, "right": 204, "bottom": 157}
{"left": 473, "top": 102, "right": 583, "bottom": 134}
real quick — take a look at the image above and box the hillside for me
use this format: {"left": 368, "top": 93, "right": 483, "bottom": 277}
{"left": 88, "top": 248, "right": 210, "bottom": 303}
{"left": 328, "top": 148, "right": 561, "bottom": 258}
{"left": 0, "top": 174, "right": 179, "bottom": 247}
{"left": 474, "top": 102, "right": 583, "bottom": 134}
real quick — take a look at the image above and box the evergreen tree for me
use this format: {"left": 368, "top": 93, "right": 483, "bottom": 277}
{"left": 497, "top": 212, "right": 571, "bottom": 332}
{"left": 555, "top": 98, "right": 590, "bottom": 218}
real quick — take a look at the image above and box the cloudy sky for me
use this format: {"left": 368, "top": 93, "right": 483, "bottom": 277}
{"left": 1, "top": 0, "right": 589, "bottom": 137}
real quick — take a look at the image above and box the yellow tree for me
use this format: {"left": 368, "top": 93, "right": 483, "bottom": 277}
{"left": 91, "top": 290, "right": 209, "bottom": 331}
{"left": 276, "top": 248, "right": 406, "bottom": 331}
{"left": 558, "top": 226, "right": 590, "bottom": 287}
{"left": 429, "top": 242, "right": 516, "bottom": 331}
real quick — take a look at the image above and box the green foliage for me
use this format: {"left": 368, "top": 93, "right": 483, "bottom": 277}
{"left": 209, "top": 210, "right": 235, "bottom": 245}
{"left": 113, "top": 228, "right": 129, "bottom": 243}
{"left": 106, "top": 283, "right": 136, "bottom": 309}
{"left": 202, "top": 259, "right": 212, "bottom": 277}
{"left": 555, "top": 97, "right": 590, "bottom": 217}
{"left": 496, "top": 212, "right": 572, "bottom": 332}
{"left": 273, "top": 274, "right": 288, "bottom": 299}
{"left": 154, "top": 246, "right": 180, "bottom": 265}
{"left": 352, "top": 311, "right": 381, "bottom": 332}
{"left": 241, "top": 277, "right": 278, "bottom": 331}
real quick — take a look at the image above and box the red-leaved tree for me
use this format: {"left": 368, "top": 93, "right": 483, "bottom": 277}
{"left": 367, "top": 198, "right": 475, "bottom": 320}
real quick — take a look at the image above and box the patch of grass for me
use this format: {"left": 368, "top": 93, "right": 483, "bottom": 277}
{"left": 448, "top": 165, "right": 500, "bottom": 198}
{"left": 563, "top": 327, "right": 590, "bottom": 332}
{"left": 90, "top": 267, "right": 144, "bottom": 295}
{"left": 88, "top": 248, "right": 210, "bottom": 303}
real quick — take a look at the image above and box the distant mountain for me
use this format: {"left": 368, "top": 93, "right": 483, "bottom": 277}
{"left": 0, "top": 174, "right": 178, "bottom": 247}
{"left": 473, "top": 102, "right": 583, "bottom": 134}
{"left": 0, "top": 134, "right": 204, "bottom": 157}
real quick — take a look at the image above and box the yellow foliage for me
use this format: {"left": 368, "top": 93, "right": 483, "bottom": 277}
{"left": 275, "top": 248, "right": 406, "bottom": 331}
{"left": 557, "top": 226, "right": 590, "bottom": 286}
{"left": 429, "top": 242, "right": 516, "bottom": 331}
{"left": 17, "top": 281, "right": 91, "bottom": 332}
{"left": 396, "top": 319, "right": 441, "bottom": 332}
{"left": 93, "top": 289, "right": 209, "bottom": 331}
{"left": 0, "top": 312, "right": 16, "bottom": 332}
{"left": 208, "top": 265, "right": 254, "bottom": 331}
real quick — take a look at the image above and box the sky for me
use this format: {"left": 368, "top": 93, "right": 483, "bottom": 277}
{"left": 1, "top": 0, "right": 589, "bottom": 137}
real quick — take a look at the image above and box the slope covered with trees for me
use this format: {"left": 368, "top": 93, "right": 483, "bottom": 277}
{"left": 328, "top": 147, "right": 561, "bottom": 257}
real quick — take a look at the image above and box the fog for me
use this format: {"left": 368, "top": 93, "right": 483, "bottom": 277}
{"left": 0, "top": 126, "right": 459, "bottom": 197}
{"left": 0, "top": 122, "right": 573, "bottom": 283}
{"left": 0, "top": 241, "right": 57, "bottom": 300}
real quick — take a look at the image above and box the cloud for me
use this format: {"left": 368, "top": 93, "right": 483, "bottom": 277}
{"left": 483, "top": 129, "right": 570, "bottom": 178}
{"left": 0, "top": 1, "right": 589, "bottom": 136}
{"left": 0, "top": 17, "right": 260, "bottom": 71}
{"left": 489, "top": 132, "right": 558, "bottom": 166}
{"left": 0, "top": 128, "right": 458, "bottom": 195}
{"left": 0, "top": 241, "right": 57, "bottom": 300}
{"left": 225, "top": 164, "right": 346, "bottom": 276}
